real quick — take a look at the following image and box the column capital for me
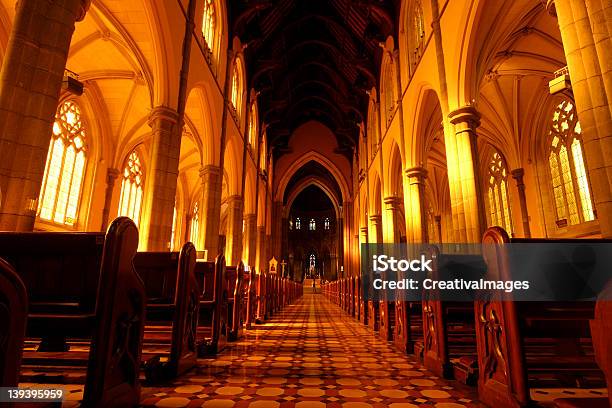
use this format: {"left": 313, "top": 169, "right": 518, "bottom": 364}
{"left": 106, "top": 167, "right": 120, "bottom": 182}
{"left": 199, "top": 164, "right": 221, "bottom": 178}
{"left": 405, "top": 166, "right": 428, "bottom": 181}
{"left": 369, "top": 214, "right": 382, "bottom": 223}
{"left": 511, "top": 167, "right": 525, "bottom": 181}
{"left": 383, "top": 196, "right": 402, "bottom": 208}
{"left": 227, "top": 194, "right": 243, "bottom": 205}
{"left": 243, "top": 213, "right": 256, "bottom": 222}
{"left": 448, "top": 105, "right": 481, "bottom": 128}
{"left": 148, "top": 106, "right": 179, "bottom": 127}
{"left": 360, "top": 226, "right": 369, "bottom": 234}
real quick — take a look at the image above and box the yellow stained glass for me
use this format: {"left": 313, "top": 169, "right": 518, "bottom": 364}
{"left": 548, "top": 99, "right": 594, "bottom": 226}
{"left": 118, "top": 151, "right": 144, "bottom": 226}
{"left": 190, "top": 202, "right": 200, "bottom": 245}
{"left": 202, "top": 0, "right": 216, "bottom": 51}
{"left": 486, "top": 151, "right": 512, "bottom": 233}
{"left": 37, "top": 101, "right": 87, "bottom": 226}
{"left": 571, "top": 138, "right": 594, "bottom": 221}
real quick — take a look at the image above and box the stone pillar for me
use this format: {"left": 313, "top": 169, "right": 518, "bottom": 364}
{"left": 225, "top": 195, "right": 243, "bottom": 266}
{"left": 200, "top": 165, "right": 222, "bottom": 259}
{"left": 271, "top": 201, "right": 283, "bottom": 259}
{"left": 243, "top": 213, "right": 257, "bottom": 267}
{"left": 140, "top": 106, "right": 180, "bottom": 250}
{"left": 405, "top": 167, "right": 428, "bottom": 243}
{"left": 447, "top": 106, "right": 486, "bottom": 242}
{"left": 369, "top": 214, "right": 382, "bottom": 243}
{"left": 383, "top": 196, "right": 403, "bottom": 243}
{"left": 256, "top": 225, "right": 266, "bottom": 273}
{"left": 511, "top": 168, "right": 531, "bottom": 238}
{"left": 434, "top": 215, "right": 442, "bottom": 243}
{"left": 0, "top": 0, "right": 90, "bottom": 231}
{"left": 100, "top": 168, "right": 120, "bottom": 232}
{"left": 553, "top": 0, "right": 612, "bottom": 237}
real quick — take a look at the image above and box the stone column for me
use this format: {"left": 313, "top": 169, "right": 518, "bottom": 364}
{"left": 447, "top": 106, "right": 486, "bottom": 243}
{"left": 383, "top": 196, "right": 403, "bottom": 243}
{"left": 243, "top": 213, "right": 257, "bottom": 267}
{"left": 271, "top": 201, "right": 283, "bottom": 259}
{"left": 256, "top": 225, "right": 266, "bottom": 273}
{"left": 405, "top": 167, "right": 428, "bottom": 243}
{"left": 553, "top": 0, "right": 612, "bottom": 237}
{"left": 369, "top": 214, "right": 382, "bottom": 243}
{"left": 140, "top": 106, "right": 180, "bottom": 250}
{"left": 100, "top": 168, "right": 120, "bottom": 232}
{"left": 511, "top": 168, "right": 531, "bottom": 238}
{"left": 434, "top": 215, "right": 442, "bottom": 243}
{"left": 0, "top": 0, "right": 91, "bottom": 231}
{"left": 225, "top": 195, "right": 243, "bottom": 266}
{"left": 200, "top": 165, "right": 222, "bottom": 259}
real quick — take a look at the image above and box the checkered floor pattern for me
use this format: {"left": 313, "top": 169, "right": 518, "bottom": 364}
{"left": 138, "top": 294, "right": 483, "bottom": 408}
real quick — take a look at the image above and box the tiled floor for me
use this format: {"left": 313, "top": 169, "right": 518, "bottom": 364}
{"left": 139, "top": 293, "right": 484, "bottom": 408}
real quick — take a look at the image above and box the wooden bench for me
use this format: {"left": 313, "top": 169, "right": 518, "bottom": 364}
{"left": 421, "top": 245, "right": 485, "bottom": 385}
{"left": 478, "top": 227, "right": 608, "bottom": 408}
{"left": 226, "top": 263, "right": 244, "bottom": 341}
{"left": 195, "top": 255, "right": 228, "bottom": 356}
{"left": 243, "top": 268, "right": 257, "bottom": 329}
{"left": 379, "top": 271, "right": 395, "bottom": 341}
{"left": 0, "top": 217, "right": 144, "bottom": 407}
{"left": 255, "top": 272, "right": 268, "bottom": 323}
{"left": 394, "top": 301, "right": 423, "bottom": 355}
{"left": 133, "top": 242, "right": 199, "bottom": 382}
{"left": 0, "top": 257, "right": 28, "bottom": 388}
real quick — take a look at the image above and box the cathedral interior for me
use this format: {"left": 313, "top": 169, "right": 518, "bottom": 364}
{"left": 0, "top": 0, "right": 611, "bottom": 407}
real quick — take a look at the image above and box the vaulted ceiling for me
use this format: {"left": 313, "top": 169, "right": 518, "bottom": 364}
{"left": 229, "top": 0, "right": 398, "bottom": 159}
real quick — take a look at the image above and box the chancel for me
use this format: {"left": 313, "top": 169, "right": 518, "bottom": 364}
{"left": 0, "top": 0, "right": 610, "bottom": 407}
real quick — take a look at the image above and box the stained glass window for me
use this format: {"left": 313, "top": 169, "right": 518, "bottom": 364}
{"left": 230, "top": 59, "right": 244, "bottom": 117}
{"left": 190, "top": 201, "right": 199, "bottom": 244}
{"left": 309, "top": 218, "right": 316, "bottom": 231}
{"left": 118, "top": 151, "right": 144, "bottom": 225}
{"left": 324, "top": 217, "right": 330, "bottom": 230}
{"left": 486, "top": 151, "right": 512, "bottom": 233}
{"left": 295, "top": 217, "right": 301, "bottom": 230}
{"left": 38, "top": 100, "right": 87, "bottom": 226}
{"left": 170, "top": 202, "right": 178, "bottom": 251}
{"left": 248, "top": 102, "right": 257, "bottom": 147}
{"left": 548, "top": 99, "right": 594, "bottom": 226}
{"left": 412, "top": 0, "right": 426, "bottom": 66}
{"left": 384, "top": 64, "right": 395, "bottom": 125}
{"left": 202, "top": 0, "right": 216, "bottom": 53}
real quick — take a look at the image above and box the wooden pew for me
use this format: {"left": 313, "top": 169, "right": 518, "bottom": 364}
{"left": 133, "top": 242, "right": 199, "bottom": 382}
{"left": 379, "top": 270, "right": 395, "bottom": 341}
{"left": 255, "top": 271, "right": 268, "bottom": 323}
{"left": 0, "top": 217, "right": 144, "bottom": 407}
{"left": 477, "top": 227, "right": 607, "bottom": 408}
{"left": 421, "top": 245, "right": 484, "bottom": 384}
{"left": 226, "top": 263, "right": 244, "bottom": 341}
{"left": 0, "top": 257, "right": 28, "bottom": 388}
{"left": 243, "top": 268, "right": 257, "bottom": 329}
{"left": 195, "top": 255, "right": 228, "bottom": 356}
{"left": 394, "top": 301, "right": 423, "bottom": 356}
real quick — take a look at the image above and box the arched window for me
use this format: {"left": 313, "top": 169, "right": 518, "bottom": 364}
{"left": 289, "top": 219, "right": 293, "bottom": 230}
{"left": 118, "top": 150, "right": 144, "bottom": 225}
{"left": 486, "top": 151, "right": 512, "bottom": 233}
{"left": 367, "top": 100, "right": 378, "bottom": 160}
{"left": 38, "top": 100, "right": 88, "bottom": 226}
{"left": 190, "top": 201, "right": 200, "bottom": 244}
{"left": 230, "top": 59, "right": 244, "bottom": 118}
{"left": 259, "top": 133, "right": 267, "bottom": 172}
{"left": 309, "top": 254, "right": 316, "bottom": 267}
{"left": 201, "top": 0, "right": 216, "bottom": 57}
{"left": 548, "top": 99, "right": 594, "bottom": 226}
{"left": 324, "top": 218, "right": 330, "bottom": 230}
{"left": 295, "top": 217, "right": 301, "bottom": 230}
{"left": 247, "top": 101, "right": 257, "bottom": 147}
{"left": 410, "top": 0, "right": 426, "bottom": 69}
{"left": 170, "top": 201, "right": 178, "bottom": 251}
{"left": 309, "top": 218, "right": 316, "bottom": 231}
{"left": 383, "top": 64, "right": 395, "bottom": 125}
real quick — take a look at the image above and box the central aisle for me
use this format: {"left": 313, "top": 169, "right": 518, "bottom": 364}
{"left": 142, "top": 294, "right": 482, "bottom": 407}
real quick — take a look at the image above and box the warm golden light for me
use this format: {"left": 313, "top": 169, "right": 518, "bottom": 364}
{"left": 118, "top": 151, "right": 144, "bottom": 225}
